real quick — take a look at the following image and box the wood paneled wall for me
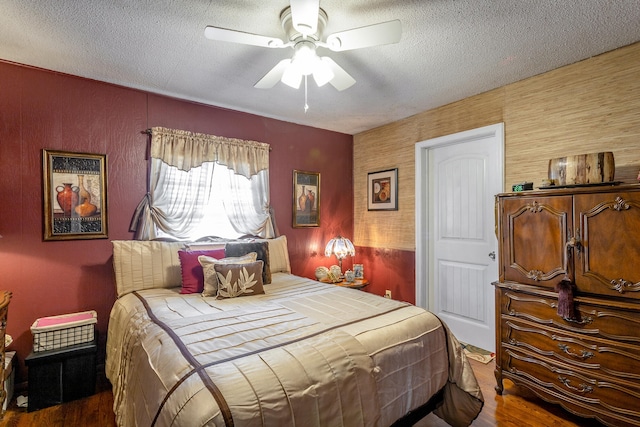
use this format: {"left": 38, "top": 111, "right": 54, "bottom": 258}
{"left": 0, "top": 61, "right": 353, "bottom": 383}
{"left": 354, "top": 42, "right": 640, "bottom": 252}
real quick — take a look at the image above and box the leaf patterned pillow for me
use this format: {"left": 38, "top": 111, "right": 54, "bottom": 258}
{"left": 214, "top": 261, "right": 265, "bottom": 299}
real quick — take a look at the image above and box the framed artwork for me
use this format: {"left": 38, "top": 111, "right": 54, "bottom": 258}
{"left": 368, "top": 168, "right": 398, "bottom": 211}
{"left": 293, "top": 170, "right": 320, "bottom": 227}
{"left": 42, "top": 149, "right": 108, "bottom": 241}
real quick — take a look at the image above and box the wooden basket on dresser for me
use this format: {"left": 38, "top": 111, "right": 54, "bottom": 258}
{"left": 494, "top": 183, "right": 640, "bottom": 427}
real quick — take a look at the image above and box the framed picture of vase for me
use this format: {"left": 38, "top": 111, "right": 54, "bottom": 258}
{"left": 368, "top": 168, "right": 398, "bottom": 211}
{"left": 42, "top": 149, "right": 108, "bottom": 241}
{"left": 292, "top": 170, "right": 320, "bottom": 228}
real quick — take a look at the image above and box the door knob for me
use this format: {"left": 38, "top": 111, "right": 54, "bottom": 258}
{"left": 488, "top": 251, "right": 496, "bottom": 261}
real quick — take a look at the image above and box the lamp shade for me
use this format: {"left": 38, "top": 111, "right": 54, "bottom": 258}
{"left": 312, "top": 58, "right": 334, "bottom": 87}
{"left": 324, "top": 236, "right": 355, "bottom": 260}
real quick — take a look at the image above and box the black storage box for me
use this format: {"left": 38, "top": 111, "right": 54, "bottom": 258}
{"left": 25, "top": 336, "right": 97, "bottom": 411}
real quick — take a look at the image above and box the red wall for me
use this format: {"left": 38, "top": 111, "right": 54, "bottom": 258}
{"left": 354, "top": 247, "right": 415, "bottom": 303}
{"left": 0, "top": 61, "right": 353, "bottom": 383}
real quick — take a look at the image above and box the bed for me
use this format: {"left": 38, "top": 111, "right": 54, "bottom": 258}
{"left": 106, "top": 238, "right": 483, "bottom": 426}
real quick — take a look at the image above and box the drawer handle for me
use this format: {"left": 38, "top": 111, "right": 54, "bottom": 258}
{"left": 562, "top": 316, "right": 593, "bottom": 325}
{"left": 558, "top": 376, "right": 593, "bottom": 394}
{"left": 558, "top": 344, "right": 594, "bottom": 360}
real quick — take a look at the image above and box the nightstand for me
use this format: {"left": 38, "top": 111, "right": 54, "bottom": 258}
{"left": 25, "top": 337, "right": 97, "bottom": 412}
{"left": 321, "top": 278, "right": 369, "bottom": 290}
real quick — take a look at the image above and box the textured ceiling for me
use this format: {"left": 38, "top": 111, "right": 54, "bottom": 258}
{"left": 1, "top": 0, "right": 639, "bottom": 135}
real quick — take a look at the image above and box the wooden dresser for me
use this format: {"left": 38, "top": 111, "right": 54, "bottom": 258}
{"left": 494, "top": 184, "right": 640, "bottom": 427}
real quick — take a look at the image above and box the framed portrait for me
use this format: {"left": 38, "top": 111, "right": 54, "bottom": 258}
{"left": 293, "top": 170, "right": 320, "bottom": 227}
{"left": 367, "top": 168, "right": 398, "bottom": 211}
{"left": 42, "top": 149, "right": 108, "bottom": 241}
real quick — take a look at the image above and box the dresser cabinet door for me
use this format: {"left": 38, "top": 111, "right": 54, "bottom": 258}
{"left": 575, "top": 191, "right": 640, "bottom": 300}
{"left": 501, "top": 196, "right": 573, "bottom": 288}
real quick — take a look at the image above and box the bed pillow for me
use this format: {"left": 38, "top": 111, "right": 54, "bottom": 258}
{"left": 199, "top": 252, "right": 257, "bottom": 297}
{"left": 112, "top": 240, "right": 184, "bottom": 297}
{"left": 178, "top": 249, "right": 226, "bottom": 294}
{"left": 183, "top": 241, "right": 228, "bottom": 251}
{"left": 256, "top": 236, "right": 291, "bottom": 274}
{"left": 214, "top": 261, "right": 265, "bottom": 299}
{"left": 225, "top": 241, "right": 271, "bottom": 284}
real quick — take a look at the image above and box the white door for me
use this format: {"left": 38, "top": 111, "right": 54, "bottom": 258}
{"left": 415, "top": 124, "right": 503, "bottom": 352}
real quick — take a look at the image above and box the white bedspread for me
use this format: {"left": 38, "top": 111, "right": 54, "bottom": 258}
{"left": 106, "top": 273, "right": 482, "bottom": 426}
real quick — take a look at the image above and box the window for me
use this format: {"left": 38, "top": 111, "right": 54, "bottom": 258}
{"left": 131, "top": 127, "right": 275, "bottom": 241}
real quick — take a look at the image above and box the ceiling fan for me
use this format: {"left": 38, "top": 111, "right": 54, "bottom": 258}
{"left": 204, "top": 0, "right": 402, "bottom": 92}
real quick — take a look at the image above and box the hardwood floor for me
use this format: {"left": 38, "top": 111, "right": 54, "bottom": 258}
{"left": 0, "top": 359, "right": 604, "bottom": 426}
{"left": 0, "top": 373, "right": 116, "bottom": 427}
{"left": 417, "top": 359, "right": 603, "bottom": 427}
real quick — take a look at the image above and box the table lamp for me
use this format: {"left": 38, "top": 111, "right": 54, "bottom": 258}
{"left": 324, "top": 236, "right": 355, "bottom": 276}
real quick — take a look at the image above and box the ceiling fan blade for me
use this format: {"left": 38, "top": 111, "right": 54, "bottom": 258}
{"left": 204, "top": 26, "right": 287, "bottom": 48}
{"left": 321, "top": 57, "right": 356, "bottom": 91}
{"left": 324, "top": 20, "right": 402, "bottom": 52}
{"left": 289, "top": 0, "right": 320, "bottom": 36}
{"left": 254, "top": 59, "right": 293, "bottom": 89}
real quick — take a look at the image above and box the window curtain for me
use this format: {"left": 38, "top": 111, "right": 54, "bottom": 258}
{"left": 130, "top": 127, "right": 276, "bottom": 240}
{"left": 220, "top": 167, "right": 276, "bottom": 238}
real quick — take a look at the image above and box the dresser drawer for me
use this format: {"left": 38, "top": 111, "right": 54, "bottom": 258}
{"left": 501, "top": 317, "right": 640, "bottom": 382}
{"left": 504, "top": 348, "right": 640, "bottom": 427}
{"left": 500, "top": 289, "right": 640, "bottom": 345}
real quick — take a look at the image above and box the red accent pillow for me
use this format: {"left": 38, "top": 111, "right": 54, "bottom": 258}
{"left": 178, "top": 249, "right": 226, "bottom": 294}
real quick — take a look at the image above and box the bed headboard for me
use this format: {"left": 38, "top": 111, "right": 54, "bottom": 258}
{"left": 112, "top": 236, "right": 291, "bottom": 298}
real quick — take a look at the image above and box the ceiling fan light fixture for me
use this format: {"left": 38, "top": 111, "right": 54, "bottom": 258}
{"left": 292, "top": 40, "right": 318, "bottom": 75}
{"left": 281, "top": 62, "right": 303, "bottom": 89}
{"left": 206, "top": 3, "right": 402, "bottom": 93}
{"left": 312, "top": 60, "right": 334, "bottom": 87}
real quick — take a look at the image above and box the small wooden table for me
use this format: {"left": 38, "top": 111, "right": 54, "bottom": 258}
{"left": 321, "top": 278, "right": 369, "bottom": 290}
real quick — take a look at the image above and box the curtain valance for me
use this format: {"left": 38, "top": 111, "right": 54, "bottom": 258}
{"left": 150, "top": 127, "right": 270, "bottom": 178}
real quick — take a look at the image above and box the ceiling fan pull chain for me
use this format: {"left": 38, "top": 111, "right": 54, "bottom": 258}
{"left": 304, "top": 75, "right": 309, "bottom": 113}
